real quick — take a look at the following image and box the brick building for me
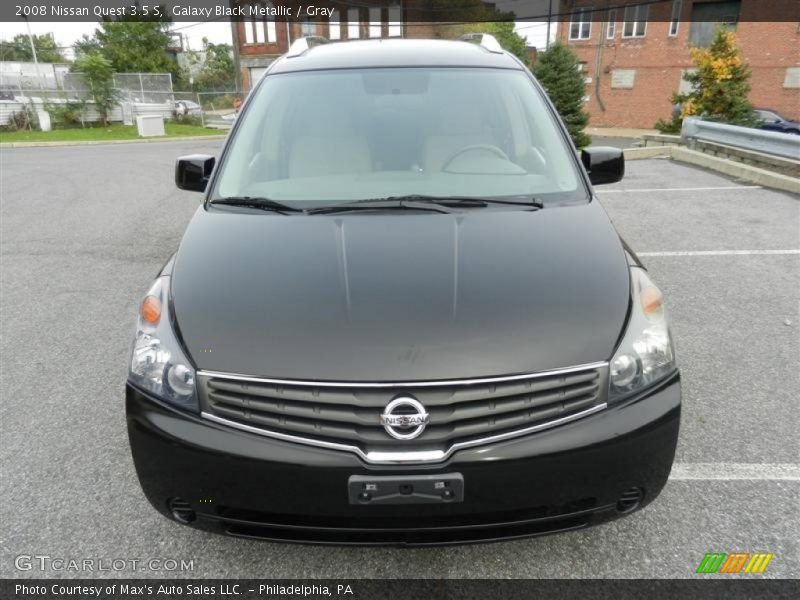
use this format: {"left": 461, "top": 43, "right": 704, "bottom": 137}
{"left": 557, "top": 0, "right": 800, "bottom": 128}
{"left": 232, "top": 1, "right": 440, "bottom": 90}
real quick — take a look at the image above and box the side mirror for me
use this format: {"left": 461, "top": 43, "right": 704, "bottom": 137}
{"left": 581, "top": 147, "right": 625, "bottom": 185}
{"left": 175, "top": 155, "right": 215, "bottom": 192}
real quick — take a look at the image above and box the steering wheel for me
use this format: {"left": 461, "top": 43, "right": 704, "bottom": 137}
{"left": 441, "top": 144, "right": 510, "bottom": 172}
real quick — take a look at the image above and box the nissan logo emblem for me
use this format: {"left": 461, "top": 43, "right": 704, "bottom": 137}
{"left": 380, "top": 397, "right": 430, "bottom": 440}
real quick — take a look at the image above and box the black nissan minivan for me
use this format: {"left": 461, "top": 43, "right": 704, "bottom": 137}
{"left": 126, "top": 36, "right": 680, "bottom": 545}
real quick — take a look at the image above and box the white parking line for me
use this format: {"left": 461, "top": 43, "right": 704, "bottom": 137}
{"left": 597, "top": 186, "right": 762, "bottom": 193}
{"left": 638, "top": 250, "right": 800, "bottom": 257}
{"left": 669, "top": 463, "right": 800, "bottom": 481}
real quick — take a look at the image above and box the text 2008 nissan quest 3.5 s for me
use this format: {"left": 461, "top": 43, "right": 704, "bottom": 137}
{"left": 126, "top": 35, "right": 680, "bottom": 545}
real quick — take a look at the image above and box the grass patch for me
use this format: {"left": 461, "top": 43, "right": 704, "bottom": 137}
{"left": 0, "top": 122, "right": 223, "bottom": 143}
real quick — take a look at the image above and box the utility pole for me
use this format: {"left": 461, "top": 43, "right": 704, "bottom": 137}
{"left": 546, "top": 0, "right": 553, "bottom": 50}
{"left": 230, "top": 21, "right": 242, "bottom": 93}
{"left": 23, "top": 16, "right": 39, "bottom": 64}
{"left": 21, "top": 14, "right": 46, "bottom": 92}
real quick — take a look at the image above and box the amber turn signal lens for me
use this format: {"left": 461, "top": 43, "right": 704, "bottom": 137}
{"left": 640, "top": 287, "right": 662, "bottom": 316}
{"left": 140, "top": 295, "right": 162, "bottom": 325}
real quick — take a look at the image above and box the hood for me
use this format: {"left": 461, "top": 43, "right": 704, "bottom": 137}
{"left": 171, "top": 201, "right": 630, "bottom": 381}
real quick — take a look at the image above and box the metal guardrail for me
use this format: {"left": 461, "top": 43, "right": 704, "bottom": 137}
{"left": 681, "top": 117, "right": 800, "bottom": 160}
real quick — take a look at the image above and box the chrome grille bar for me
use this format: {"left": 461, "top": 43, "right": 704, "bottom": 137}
{"left": 198, "top": 362, "right": 609, "bottom": 464}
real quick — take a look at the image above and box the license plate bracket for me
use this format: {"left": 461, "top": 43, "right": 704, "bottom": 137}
{"left": 348, "top": 473, "right": 464, "bottom": 505}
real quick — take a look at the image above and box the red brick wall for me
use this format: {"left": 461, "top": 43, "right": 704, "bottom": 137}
{"left": 738, "top": 20, "right": 800, "bottom": 119}
{"left": 558, "top": 0, "right": 800, "bottom": 128}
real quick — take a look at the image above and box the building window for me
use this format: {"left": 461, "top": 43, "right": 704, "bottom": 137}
{"left": 369, "top": 7, "right": 382, "bottom": 38}
{"left": 623, "top": 4, "right": 648, "bottom": 38}
{"left": 300, "top": 17, "right": 315, "bottom": 37}
{"left": 243, "top": 18, "right": 274, "bottom": 45}
{"left": 265, "top": 19, "right": 276, "bottom": 43}
{"left": 569, "top": 7, "right": 592, "bottom": 40}
{"left": 329, "top": 10, "right": 341, "bottom": 40}
{"left": 688, "top": 0, "right": 740, "bottom": 46}
{"left": 669, "top": 0, "right": 682, "bottom": 36}
{"left": 348, "top": 8, "right": 360, "bottom": 39}
{"left": 388, "top": 6, "right": 402, "bottom": 37}
{"left": 243, "top": 20, "right": 255, "bottom": 44}
{"left": 606, "top": 8, "right": 617, "bottom": 39}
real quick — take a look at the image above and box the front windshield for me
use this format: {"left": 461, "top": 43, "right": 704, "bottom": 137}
{"left": 212, "top": 67, "right": 587, "bottom": 205}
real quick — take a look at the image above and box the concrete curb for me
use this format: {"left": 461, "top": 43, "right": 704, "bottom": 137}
{"left": 0, "top": 135, "right": 227, "bottom": 149}
{"left": 624, "top": 145, "right": 800, "bottom": 194}
{"left": 589, "top": 126, "right": 657, "bottom": 139}
{"left": 623, "top": 146, "right": 672, "bottom": 160}
{"left": 671, "top": 147, "right": 800, "bottom": 194}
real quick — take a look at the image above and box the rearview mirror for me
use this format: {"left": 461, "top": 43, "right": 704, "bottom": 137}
{"left": 175, "top": 155, "right": 215, "bottom": 192}
{"left": 581, "top": 147, "right": 624, "bottom": 185}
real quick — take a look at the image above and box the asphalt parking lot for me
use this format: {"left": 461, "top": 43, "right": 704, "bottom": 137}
{"left": 1, "top": 140, "right": 798, "bottom": 579}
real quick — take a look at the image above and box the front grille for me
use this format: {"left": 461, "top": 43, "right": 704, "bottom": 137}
{"left": 198, "top": 364, "right": 607, "bottom": 460}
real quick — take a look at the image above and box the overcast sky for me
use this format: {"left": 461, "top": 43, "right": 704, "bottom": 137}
{"left": 0, "top": 19, "right": 555, "bottom": 59}
{"left": 0, "top": 22, "right": 235, "bottom": 57}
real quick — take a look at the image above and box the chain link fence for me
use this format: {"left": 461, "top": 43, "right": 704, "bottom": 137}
{"left": 1, "top": 85, "right": 245, "bottom": 130}
{"left": 196, "top": 91, "right": 246, "bottom": 128}
{"left": 1, "top": 64, "right": 248, "bottom": 130}
{"left": 0, "top": 61, "right": 69, "bottom": 91}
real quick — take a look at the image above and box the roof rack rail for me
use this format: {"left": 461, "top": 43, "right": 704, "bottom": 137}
{"left": 287, "top": 36, "right": 330, "bottom": 58}
{"left": 458, "top": 33, "right": 504, "bottom": 54}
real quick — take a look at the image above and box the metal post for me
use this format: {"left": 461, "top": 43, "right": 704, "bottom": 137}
{"left": 197, "top": 92, "right": 205, "bottom": 128}
{"left": 230, "top": 20, "right": 242, "bottom": 93}
{"left": 22, "top": 16, "right": 43, "bottom": 91}
{"left": 23, "top": 16, "right": 38, "bottom": 64}
{"left": 546, "top": 0, "right": 553, "bottom": 50}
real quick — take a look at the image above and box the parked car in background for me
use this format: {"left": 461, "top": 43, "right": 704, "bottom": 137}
{"left": 174, "top": 100, "right": 202, "bottom": 117}
{"left": 753, "top": 109, "right": 800, "bottom": 135}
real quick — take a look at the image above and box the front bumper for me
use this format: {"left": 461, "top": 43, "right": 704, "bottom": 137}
{"left": 126, "top": 373, "right": 680, "bottom": 546}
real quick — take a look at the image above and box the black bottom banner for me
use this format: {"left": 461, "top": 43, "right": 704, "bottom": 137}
{"left": 3, "top": 579, "right": 799, "bottom": 600}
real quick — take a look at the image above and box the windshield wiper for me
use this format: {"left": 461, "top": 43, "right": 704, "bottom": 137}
{"left": 208, "top": 196, "right": 302, "bottom": 214}
{"left": 305, "top": 196, "right": 458, "bottom": 215}
{"left": 474, "top": 196, "right": 545, "bottom": 209}
{"left": 209, "top": 195, "right": 544, "bottom": 215}
{"left": 305, "top": 195, "right": 543, "bottom": 215}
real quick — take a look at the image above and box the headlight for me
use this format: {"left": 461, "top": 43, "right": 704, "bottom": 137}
{"left": 609, "top": 267, "right": 676, "bottom": 402}
{"left": 128, "top": 276, "right": 197, "bottom": 411}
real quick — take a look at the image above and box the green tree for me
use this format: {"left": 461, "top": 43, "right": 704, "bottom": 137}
{"left": 194, "top": 43, "right": 235, "bottom": 91}
{"left": 74, "top": 14, "right": 181, "bottom": 83}
{"left": 73, "top": 34, "right": 102, "bottom": 58}
{"left": 0, "top": 34, "right": 66, "bottom": 63}
{"left": 486, "top": 22, "right": 529, "bottom": 66}
{"left": 657, "top": 27, "right": 755, "bottom": 132}
{"left": 533, "top": 41, "right": 590, "bottom": 148}
{"left": 680, "top": 28, "right": 754, "bottom": 125}
{"left": 448, "top": 22, "right": 530, "bottom": 66}
{"left": 72, "top": 53, "right": 117, "bottom": 126}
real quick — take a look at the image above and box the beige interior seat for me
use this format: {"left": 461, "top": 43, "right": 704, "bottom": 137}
{"left": 288, "top": 105, "right": 372, "bottom": 178}
{"left": 421, "top": 102, "right": 495, "bottom": 172}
